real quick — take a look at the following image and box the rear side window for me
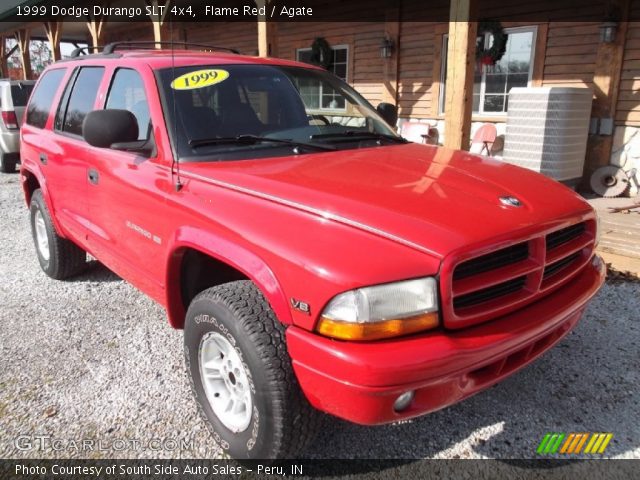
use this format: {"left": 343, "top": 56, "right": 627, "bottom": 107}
{"left": 58, "top": 67, "right": 104, "bottom": 136}
{"left": 105, "top": 68, "right": 150, "bottom": 140}
{"left": 11, "top": 83, "right": 34, "bottom": 106}
{"left": 26, "top": 69, "right": 66, "bottom": 129}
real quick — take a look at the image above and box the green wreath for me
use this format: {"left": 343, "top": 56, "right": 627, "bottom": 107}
{"left": 310, "top": 37, "right": 333, "bottom": 69}
{"left": 476, "top": 21, "right": 508, "bottom": 67}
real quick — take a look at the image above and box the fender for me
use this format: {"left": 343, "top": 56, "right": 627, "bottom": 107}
{"left": 20, "top": 166, "right": 68, "bottom": 239}
{"left": 165, "top": 225, "right": 292, "bottom": 329}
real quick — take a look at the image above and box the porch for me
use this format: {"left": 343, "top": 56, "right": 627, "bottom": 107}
{"left": 0, "top": 1, "right": 639, "bottom": 262}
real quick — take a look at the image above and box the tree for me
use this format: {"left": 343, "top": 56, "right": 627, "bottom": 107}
{"left": 5, "top": 38, "right": 53, "bottom": 78}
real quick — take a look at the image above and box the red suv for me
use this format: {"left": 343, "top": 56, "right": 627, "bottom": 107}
{"left": 20, "top": 43, "right": 605, "bottom": 459}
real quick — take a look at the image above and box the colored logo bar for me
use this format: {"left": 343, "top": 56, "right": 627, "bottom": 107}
{"left": 537, "top": 433, "right": 613, "bottom": 455}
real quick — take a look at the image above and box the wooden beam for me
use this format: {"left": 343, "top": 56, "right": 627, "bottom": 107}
{"left": 443, "top": 1, "right": 477, "bottom": 150}
{"left": 145, "top": 0, "right": 171, "bottom": 47}
{"left": 585, "top": 0, "right": 630, "bottom": 180}
{"left": 256, "top": 0, "right": 270, "bottom": 57}
{"left": 85, "top": 11, "right": 107, "bottom": 52}
{"left": 0, "top": 37, "right": 6, "bottom": 78}
{"left": 14, "top": 28, "right": 31, "bottom": 80}
{"left": 44, "top": 22, "right": 62, "bottom": 61}
{"left": 531, "top": 23, "right": 548, "bottom": 87}
{"left": 382, "top": 6, "right": 401, "bottom": 106}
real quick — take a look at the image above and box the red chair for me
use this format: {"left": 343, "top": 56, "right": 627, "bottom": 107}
{"left": 470, "top": 123, "right": 497, "bottom": 156}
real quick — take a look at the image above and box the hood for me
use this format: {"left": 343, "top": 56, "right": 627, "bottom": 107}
{"left": 182, "top": 143, "right": 593, "bottom": 258}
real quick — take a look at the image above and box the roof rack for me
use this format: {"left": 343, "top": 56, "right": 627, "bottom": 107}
{"left": 70, "top": 46, "right": 105, "bottom": 58}
{"left": 102, "top": 41, "right": 240, "bottom": 55}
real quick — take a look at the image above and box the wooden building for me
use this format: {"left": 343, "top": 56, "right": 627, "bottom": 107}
{"left": 1, "top": 0, "right": 639, "bottom": 191}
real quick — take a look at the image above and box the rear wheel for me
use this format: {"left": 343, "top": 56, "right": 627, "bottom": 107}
{"left": 0, "top": 153, "right": 16, "bottom": 173}
{"left": 184, "top": 281, "right": 320, "bottom": 459}
{"left": 30, "top": 189, "right": 86, "bottom": 279}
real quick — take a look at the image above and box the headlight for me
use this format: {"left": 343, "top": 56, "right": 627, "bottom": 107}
{"left": 316, "top": 277, "right": 439, "bottom": 341}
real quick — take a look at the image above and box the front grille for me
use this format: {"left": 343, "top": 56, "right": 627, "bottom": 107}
{"left": 453, "top": 242, "right": 529, "bottom": 280}
{"left": 544, "top": 252, "right": 581, "bottom": 279}
{"left": 546, "top": 222, "right": 585, "bottom": 250}
{"left": 454, "top": 276, "right": 527, "bottom": 310}
{"left": 447, "top": 220, "right": 595, "bottom": 326}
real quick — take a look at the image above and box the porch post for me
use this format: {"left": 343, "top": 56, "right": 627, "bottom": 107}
{"left": 585, "top": 0, "right": 630, "bottom": 178}
{"left": 443, "top": 0, "right": 477, "bottom": 150}
{"left": 256, "top": 0, "right": 276, "bottom": 57}
{"left": 0, "top": 37, "right": 6, "bottom": 78}
{"left": 0, "top": 39, "right": 18, "bottom": 78}
{"left": 44, "top": 22, "right": 62, "bottom": 61}
{"left": 14, "top": 28, "right": 31, "bottom": 80}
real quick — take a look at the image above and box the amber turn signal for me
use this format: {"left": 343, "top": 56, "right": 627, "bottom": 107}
{"left": 316, "top": 312, "right": 439, "bottom": 341}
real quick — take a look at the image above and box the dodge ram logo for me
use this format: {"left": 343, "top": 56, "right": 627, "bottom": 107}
{"left": 499, "top": 196, "right": 522, "bottom": 207}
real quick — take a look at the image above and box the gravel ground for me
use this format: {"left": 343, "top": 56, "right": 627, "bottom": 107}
{"left": 0, "top": 172, "right": 639, "bottom": 461}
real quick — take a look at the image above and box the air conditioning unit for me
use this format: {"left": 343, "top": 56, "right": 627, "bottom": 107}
{"left": 502, "top": 87, "right": 593, "bottom": 185}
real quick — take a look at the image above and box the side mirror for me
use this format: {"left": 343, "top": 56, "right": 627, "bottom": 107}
{"left": 83, "top": 109, "right": 139, "bottom": 148}
{"left": 376, "top": 102, "right": 398, "bottom": 128}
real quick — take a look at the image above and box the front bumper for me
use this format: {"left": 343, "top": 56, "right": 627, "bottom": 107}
{"left": 286, "top": 255, "right": 605, "bottom": 425}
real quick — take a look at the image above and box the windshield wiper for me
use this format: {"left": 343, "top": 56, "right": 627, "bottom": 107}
{"left": 189, "top": 135, "right": 335, "bottom": 151}
{"left": 311, "top": 131, "right": 408, "bottom": 143}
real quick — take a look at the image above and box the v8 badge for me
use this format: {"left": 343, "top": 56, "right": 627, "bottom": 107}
{"left": 290, "top": 298, "right": 311, "bottom": 315}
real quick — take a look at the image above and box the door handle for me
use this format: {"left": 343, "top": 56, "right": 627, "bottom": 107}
{"left": 39, "top": 153, "right": 47, "bottom": 165}
{"left": 88, "top": 169, "right": 99, "bottom": 185}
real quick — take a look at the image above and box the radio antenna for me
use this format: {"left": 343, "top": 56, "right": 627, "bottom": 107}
{"left": 169, "top": 17, "right": 183, "bottom": 192}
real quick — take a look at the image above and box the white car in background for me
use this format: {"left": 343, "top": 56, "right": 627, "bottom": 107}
{"left": 0, "top": 79, "right": 34, "bottom": 173}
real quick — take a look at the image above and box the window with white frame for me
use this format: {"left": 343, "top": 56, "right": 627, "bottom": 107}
{"left": 296, "top": 45, "right": 349, "bottom": 110}
{"left": 439, "top": 26, "right": 537, "bottom": 115}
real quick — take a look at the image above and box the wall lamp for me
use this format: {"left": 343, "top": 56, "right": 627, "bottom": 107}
{"left": 380, "top": 37, "right": 394, "bottom": 59}
{"left": 599, "top": 21, "right": 618, "bottom": 43}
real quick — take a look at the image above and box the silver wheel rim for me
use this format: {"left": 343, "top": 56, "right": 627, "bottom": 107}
{"left": 34, "top": 210, "right": 50, "bottom": 262}
{"left": 199, "top": 332, "right": 252, "bottom": 433}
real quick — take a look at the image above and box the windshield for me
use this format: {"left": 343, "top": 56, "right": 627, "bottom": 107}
{"left": 157, "top": 64, "right": 401, "bottom": 161}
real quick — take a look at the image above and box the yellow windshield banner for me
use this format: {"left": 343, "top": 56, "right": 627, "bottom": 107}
{"left": 170, "top": 69, "right": 229, "bottom": 90}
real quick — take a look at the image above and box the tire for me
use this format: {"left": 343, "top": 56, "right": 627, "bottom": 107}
{"left": 30, "top": 189, "right": 86, "bottom": 279}
{"left": 184, "top": 281, "right": 320, "bottom": 459}
{"left": 0, "top": 152, "right": 16, "bottom": 173}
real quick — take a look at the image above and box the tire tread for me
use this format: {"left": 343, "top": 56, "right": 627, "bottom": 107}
{"left": 31, "top": 190, "right": 86, "bottom": 279}
{"left": 191, "top": 281, "right": 321, "bottom": 458}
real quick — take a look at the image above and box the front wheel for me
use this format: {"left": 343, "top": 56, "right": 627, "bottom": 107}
{"left": 30, "top": 189, "right": 86, "bottom": 279}
{"left": 184, "top": 281, "right": 320, "bottom": 459}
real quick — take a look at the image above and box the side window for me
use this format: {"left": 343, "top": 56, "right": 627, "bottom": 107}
{"left": 26, "top": 69, "right": 66, "bottom": 129}
{"left": 105, "top": 68, "right": 150, "bottom": 140}
{"left": 58, "top": 67, "right": 104, "bottom": 136}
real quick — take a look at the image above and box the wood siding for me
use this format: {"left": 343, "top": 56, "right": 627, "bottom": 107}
{"left": 99, "top": 14, "right": 639, "bottom": 126}
{"left": 618, "top": 16, "right": 640, "bottom": 125}
{"left": 541, "top": 22, "right": 600, "bottom": 89}
{"left": 185, "top": 22, "right": 258, "bottom": 56}
{"left": 276, "top": 22, "right": 386, "bottom": 105}
{"left": 397, "top": 22, "right": 437, "bottom": 117}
